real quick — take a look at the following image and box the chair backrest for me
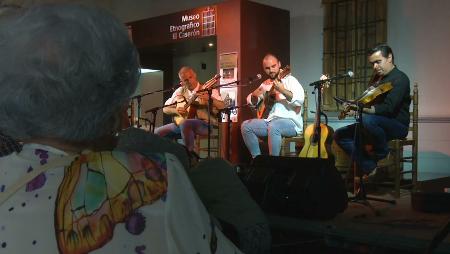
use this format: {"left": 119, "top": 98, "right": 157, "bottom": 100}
{"left": 407, "top": 83, "right": 419, "bottom": 138}
{"left": 411, "top": 82, "right": 419, "bottom": 155}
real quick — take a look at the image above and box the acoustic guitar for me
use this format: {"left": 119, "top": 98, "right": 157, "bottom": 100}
{"left": 256, "top": 65, "right": 291, "bottom": 119}
{"left": 299, "top": 109, "right": 334, "bottom": 159}
{"left": 299, "top": 77, "right": 334, "bottom": 159}
{"left": 173, "top": 74, "right": 221, "bottom": 125}
{"left": 337, "top": 82, "right": 393, "bottom": 120}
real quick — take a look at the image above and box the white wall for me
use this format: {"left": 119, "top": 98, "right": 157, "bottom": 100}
{"left": 387, "top": 0, "right": 450, "bottom": 179}
{"left": 131, "top": 71, "right": 164, "bottom": 130}
{"left": 288, "top": 2, "right": 323, "bottom": 117}
{"left": 388, "top": 0, "right": 450, "bottom": 118}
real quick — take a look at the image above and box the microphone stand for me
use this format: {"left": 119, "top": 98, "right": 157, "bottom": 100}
{"left": 130, "top": 87, "right": 177, "bottom": 129}
{"left": 309, "top": 75, "right": 350, "bottom": 158}
{"left": 136, "top": 96, "right": 142, "bottom": 128}
{"left": 196, "top": 80, "right": 240, "bottom": 94}
{"left": 310, "top": 81, "right": 324, "bottom": 158}
{"left": 144, "top": 101, "right": 177, "bottom": 133}
{"left": 206, "top": 88, "right": 213, "bottom": 158}
{"left": 349, "top": 102, "right": 396, "bottom": 215}
{"left": 309, "top": 72, "right": 353, "bottom": 87}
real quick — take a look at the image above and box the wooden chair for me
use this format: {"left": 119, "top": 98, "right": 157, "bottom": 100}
{"left": 195, "top": 125, "right": 220, "bottom": 159}
{"left": 376, "top": 82, "right": 419, "bottom": 198}
{"left": 280, "top": 91, "right": 308, "bottom": 156}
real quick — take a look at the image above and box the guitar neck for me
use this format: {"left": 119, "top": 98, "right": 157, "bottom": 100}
{"left": 186, "top": 93, "right": 198, "bottom": 107}
{"left": 315, "top": 85, "right": 322, "bottom": 127}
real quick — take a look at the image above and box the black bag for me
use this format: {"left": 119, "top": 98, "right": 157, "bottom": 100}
{"left": 243, "top": 156, "right": 348, "bottom": 220}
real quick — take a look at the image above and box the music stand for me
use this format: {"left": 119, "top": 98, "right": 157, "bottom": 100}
{"left": 348, "top": 102, "right": 396, "bottom": 214}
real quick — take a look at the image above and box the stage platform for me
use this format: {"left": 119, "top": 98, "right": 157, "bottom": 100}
{"left": 268, "top": 184, "right": 450, "bottom": 253}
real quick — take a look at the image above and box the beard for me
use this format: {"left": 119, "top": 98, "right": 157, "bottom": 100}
{"left": 269, "top": 71, "right": 279, "bottom": 80}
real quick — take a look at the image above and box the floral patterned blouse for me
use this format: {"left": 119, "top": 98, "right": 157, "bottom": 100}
{"left": 0, "top": 143, "right": 241, "bottom": 254}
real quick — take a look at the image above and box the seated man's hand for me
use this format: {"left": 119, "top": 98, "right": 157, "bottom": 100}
{"left": 343, "top": 102, "right": 356, "bottom": 115}
{"left": 177, "top": 107, "right": 187, "bottom": 115}
{"left": 346, "top": 109, "right": 356, "bottom": 117}
{"left": 272, "top": 79, "right": 285, "bottom": 91}
{"left": 196, "top": 91, "right": 209, "bottom": 102}
{"left": 251, "top": 95, "right": 260, "bottom": 105}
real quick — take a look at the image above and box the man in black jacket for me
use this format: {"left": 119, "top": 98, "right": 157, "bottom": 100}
{"left": 334, "top": 44, "right": 411, "bottom": 174}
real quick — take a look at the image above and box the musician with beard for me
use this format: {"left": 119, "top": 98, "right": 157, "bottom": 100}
{"left": 241, "top": 53, "right": 305, "bottom": 158}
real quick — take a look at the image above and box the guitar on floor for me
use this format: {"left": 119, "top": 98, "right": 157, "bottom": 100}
{"left": 299, "top": 76, "right": 334, "bottom": 159}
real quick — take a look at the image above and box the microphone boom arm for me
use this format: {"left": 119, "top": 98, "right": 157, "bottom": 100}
{"left": 309, "top": 70, "right": 354, "bottom": 87}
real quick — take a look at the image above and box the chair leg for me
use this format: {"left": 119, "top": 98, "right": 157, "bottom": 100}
{"left": 393, "top": 143, "right": 401, "bottom": 198}
{"left": 412, "top": 145, "right": 418, "bottom": 192}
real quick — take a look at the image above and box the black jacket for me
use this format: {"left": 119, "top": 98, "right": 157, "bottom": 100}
{"left": 374, "top": 67, "right": 411, "bottom": 126}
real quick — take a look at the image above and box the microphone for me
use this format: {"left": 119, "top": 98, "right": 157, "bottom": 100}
{"left": 168, "top": 83, "right": 180, "bottom": 92}
{"left": 248, "top": 74, "right": 262, "bottom": 83}
{"left": 309, "top": 70, "right": 354, "bottom": 86}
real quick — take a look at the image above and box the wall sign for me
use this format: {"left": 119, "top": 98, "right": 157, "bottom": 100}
{"left": 169, "top": 6, "right": 216, "bottom": 41}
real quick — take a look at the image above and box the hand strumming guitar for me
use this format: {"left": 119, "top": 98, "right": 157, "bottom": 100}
{"left": 176, "top": 106, "right": 188, "bottom": 115}
{"left": 271, "top": 78, "right": 293, "bottom": 101}
{"left": 342, "top": 102, "right": 356, "bottom": 117}
{"left": 196, "top": 91, "right": 210, "bottom": 103}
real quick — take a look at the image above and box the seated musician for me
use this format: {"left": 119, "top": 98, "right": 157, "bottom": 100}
{"left": 241, "top": 53, "right": 305, "bottom": 158}
{"left": 334, "top": 44, "right": 411, "bottom": 174}
{"left": 155, "top": 66, "right": 225, "bottom": 153}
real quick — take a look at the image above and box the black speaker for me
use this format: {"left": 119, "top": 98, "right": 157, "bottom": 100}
{"left": 243, "top": 156, "right": 348, "bottom": 220}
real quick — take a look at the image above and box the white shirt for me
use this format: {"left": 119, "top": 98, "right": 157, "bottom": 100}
{"left": 0, "top": 143, "right": 241, "bottom": 254}
{"left": 247, "top": 74, "right": 305, "bottom": 134}
{"left": 165, "top": 82, "right": 222, "bottom": 106}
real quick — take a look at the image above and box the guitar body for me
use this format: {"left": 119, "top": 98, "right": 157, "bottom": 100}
{"left": 172, "top": 74, "right": 221, "bottom": 125}
{"left": 255, "top": 65, "right": 291, "bottom": 119}
{"left": 256, "top": 93, "right": 275, "bottom": 119}
{"left": 299, "top": 123, "right": 334, "bottom": 159}
{"left": 173, "top": 96, "right": 218, "bottom": 126}
{"left": 338, "top": 82, "right": 393, "bottom": 120}
{"left": 173, "top": 95, "right": 198, "bottom": 126}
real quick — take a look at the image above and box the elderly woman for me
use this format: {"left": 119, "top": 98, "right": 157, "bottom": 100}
{"left": 0, "top": 4, "right": 242, "bottom": 253}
